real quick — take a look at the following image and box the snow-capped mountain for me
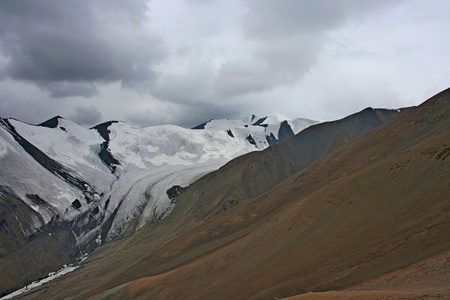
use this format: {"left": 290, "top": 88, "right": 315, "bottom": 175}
{"left": 0, "top": 114, "right": 317, "bottom": 256}
{"left": 193, "top": 113, "right": 317, "bottom": 148}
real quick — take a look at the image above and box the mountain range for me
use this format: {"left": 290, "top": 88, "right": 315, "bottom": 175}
{"left": 0, "top": 112, "right": 317, "bottom": 295}
{"left": 1, "top": 88, "right": 449, "bottom": 299}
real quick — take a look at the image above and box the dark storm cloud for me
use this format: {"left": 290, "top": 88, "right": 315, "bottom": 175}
{"left": 40, "top": 82, "right": 99, "bottom": 98}
{"left": 1, "top": 0, "right": 447, "bottom": 128}
{"left": 0, "top": 0, "right": 166, "bottom": 97}
{"left": 69, "top": 105, "right": 103, "bottom": 126}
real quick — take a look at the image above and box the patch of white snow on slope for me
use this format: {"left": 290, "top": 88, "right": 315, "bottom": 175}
{"left": 0, "top": 134, "right": 16, "bottom": 158}
{"left": 107, "top": 122, "right": 253, "bottom": 168}
{"left": 9, "top": 119, "right": 115, "bottom": 192}
{"left": 262, "top": 113, "right": 290, "bottom": 124}
{"left": 288, "top": 118, "right": 319, "bottom": 134}
{"left": 0, "top": 126, "right": 86, "bottom": 225}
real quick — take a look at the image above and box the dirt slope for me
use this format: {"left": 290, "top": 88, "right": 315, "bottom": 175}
{"left": 20, "top": 89, "right": 449, "bottom": 299}
{"left": 180, "top": 107, "right": 412, "bottom": 218}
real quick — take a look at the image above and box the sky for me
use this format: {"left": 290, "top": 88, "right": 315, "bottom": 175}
{"left": 0, "top": 0, "right": 449, "bottom": 128}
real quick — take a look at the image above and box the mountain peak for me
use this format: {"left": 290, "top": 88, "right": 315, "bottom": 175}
{"left": 38, "top": 115, "right": 64, "bottom": 128}
{"left": 191, "top": 119, "right": 213, "bottom": 130}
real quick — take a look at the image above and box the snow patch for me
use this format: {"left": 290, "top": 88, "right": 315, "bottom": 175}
{"left": 0, "top": 254, "right": 88, "bottom": 300}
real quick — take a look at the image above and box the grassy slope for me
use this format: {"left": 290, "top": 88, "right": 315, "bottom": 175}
{"left": 21, "top": 89, "right": 449, "bottom": 299}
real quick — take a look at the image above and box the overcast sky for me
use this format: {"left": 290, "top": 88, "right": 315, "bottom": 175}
{"left": 0, "top": 0, "right": 449, "bottom": 128}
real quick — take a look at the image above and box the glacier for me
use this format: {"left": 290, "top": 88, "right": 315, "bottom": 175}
{"left": 0, "top": 114, "right": 318, "bottom": 248}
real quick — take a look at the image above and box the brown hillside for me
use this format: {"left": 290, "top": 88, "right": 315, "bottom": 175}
{"left": 179, "top": 106, "right": 412, "bottom": 218}
{"left": 21, "top": 88, "right": 449, "bottom": 299}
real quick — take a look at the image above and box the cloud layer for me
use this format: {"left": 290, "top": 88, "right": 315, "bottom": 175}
{"left": 0, "top": 0, "right": 449, "bottom": 127}
{"left": 0, "top": 0, "right": 165, "bottom": 97}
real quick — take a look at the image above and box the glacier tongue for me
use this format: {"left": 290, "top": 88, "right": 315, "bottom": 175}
{"left": 99, "top": 121, "right": 262, "bottom": 239}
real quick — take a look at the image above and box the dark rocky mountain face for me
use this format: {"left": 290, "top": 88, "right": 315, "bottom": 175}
{"left": 38, "top": 116, "right": 64, "bottom": 128}
{"left": 15, "top": 88, "right": 449, "bottom": 300}
{"left": 91, "top": 121, "right": 120, "bottom": 172}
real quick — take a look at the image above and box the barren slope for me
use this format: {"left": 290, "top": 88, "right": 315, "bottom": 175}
{"left": 19, "top": 89, "right": 449, "bottom": 299}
